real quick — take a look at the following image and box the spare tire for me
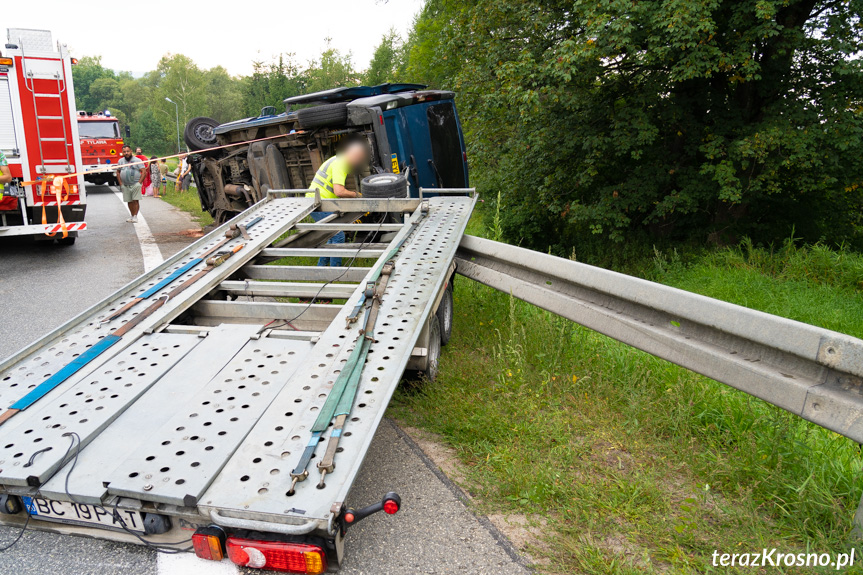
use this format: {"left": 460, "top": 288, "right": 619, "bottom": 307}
{"left": 184, "top": 117, "right": 219, "bottom": 154}
{"left": 296, "top": 103, "right": 348, "bottom": 129}
{"left": 361, "top": 173, "right": 408, "bottom": 198}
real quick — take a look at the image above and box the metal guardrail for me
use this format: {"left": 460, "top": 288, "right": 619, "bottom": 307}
{"left": 455, "top": 235, "right": 863, "bottom": 443}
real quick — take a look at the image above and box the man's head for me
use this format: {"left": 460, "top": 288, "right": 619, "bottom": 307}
{"left": 135, "top": 147, "right": 142, "bottom": 155}
{"left": 122, "top": 145, "right": 133, "bottom": 160}
{"left": 342, "top": 140, "right": 369, "bottom": 170}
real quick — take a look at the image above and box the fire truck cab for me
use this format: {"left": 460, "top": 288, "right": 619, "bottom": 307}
{"left": 78, "top": 111, "right": 121, "bottom": 186}
{"left": 0, "top": 28, "right": 87, "bottom": 244}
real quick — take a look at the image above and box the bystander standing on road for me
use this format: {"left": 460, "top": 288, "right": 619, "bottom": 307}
{"left": 150, "top": 156, "right": 162, "bottom": 198}
{"left": 136, "top": 148, "right": 152, "bottom": 196}
{"left": 158, "top": 159, "right": 169, "bottom": 195}
{"left": 178, "top": 153, "right": 192, "bottom": 191}
{"left": 116, "top": 145, "right": 145, "bottom": 223}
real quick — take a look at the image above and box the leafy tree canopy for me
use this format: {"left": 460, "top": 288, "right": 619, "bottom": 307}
{"left": 406, "top": 0, "right": 863, "bottom": 250}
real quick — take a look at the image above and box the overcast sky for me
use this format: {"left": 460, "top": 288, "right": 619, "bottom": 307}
{"left": 4, "top": 0, "right": 424, "bottom": 77}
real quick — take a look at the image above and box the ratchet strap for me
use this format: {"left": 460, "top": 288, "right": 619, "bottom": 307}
{"left": 291, "top": 208, "right": 428, "bottom": 493}
{"left": 0, "top": 243, "right": 246, "bottom": 427}
{"left": 102, "top": 216, "right": 263, "bottom": 323}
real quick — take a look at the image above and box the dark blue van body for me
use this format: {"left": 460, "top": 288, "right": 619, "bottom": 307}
{"left": 191, "top": 84, "right": 469, "bottom": 222}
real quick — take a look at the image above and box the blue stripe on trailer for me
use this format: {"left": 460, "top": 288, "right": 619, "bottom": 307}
{"left": 138, "top": 259, "right": 202, "bottom": 299}
{"left": 10, "top": 335, "right": 122, "bottom": 410}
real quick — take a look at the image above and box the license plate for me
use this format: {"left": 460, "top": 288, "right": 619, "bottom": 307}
{"left": 22, "top": 496, "right": 145, "bottom": 532}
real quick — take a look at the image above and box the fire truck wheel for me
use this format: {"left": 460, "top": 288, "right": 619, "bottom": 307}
{"left": 184, "top": 117, "right": 219, "bottom": 154}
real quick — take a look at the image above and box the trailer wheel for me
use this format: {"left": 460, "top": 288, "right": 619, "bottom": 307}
{"left": 420, "top": 315, "right": 442, "bottom": 382}
{"left": 57, "top": 234, "right": 77, "bottom": 246}
{"left": 184, "top": 117, "right": 219, "bottom": 154}
{"left": 436, "top": 283, "right": 453, "bottom": 346}
{"left": 296, "top": 103, "right": 348, "bottom": 129}
{"left": 361, "top": 174, "right": 407, "bottom": 198}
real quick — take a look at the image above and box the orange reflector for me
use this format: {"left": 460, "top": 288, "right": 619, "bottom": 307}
{"left": 225, "top": 537, "right": 327, "bottom": 574}
{"left": 192, "top": 532, "right": 224, "bottom": 561}
{"left": 0, "top": 58, "right": 12, "bottom": 66}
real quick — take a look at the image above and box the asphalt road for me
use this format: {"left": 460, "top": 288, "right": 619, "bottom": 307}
{"left": 0, "top": 185, "right": 529, "bottom": 575}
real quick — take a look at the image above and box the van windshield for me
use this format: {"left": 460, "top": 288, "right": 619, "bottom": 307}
{"left": 78, "top": 121, "right": 119, "bottom": 139}
{"left": 426, "top": 103, "right": 466, "bottom": 188}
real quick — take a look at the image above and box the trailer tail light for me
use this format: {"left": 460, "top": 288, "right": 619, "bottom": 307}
{"left": 192, "top": 528, "right": 225, "bottom": 561}
{"left": 225, "top": 537, "right": 327, "bottom": 574}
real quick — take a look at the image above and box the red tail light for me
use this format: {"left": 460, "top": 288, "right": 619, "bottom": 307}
{"left": 192, "top": 527, "right": 226, "bottom": 561}
{"left": 225, "top": 537, "right": 327, "bottom": 574}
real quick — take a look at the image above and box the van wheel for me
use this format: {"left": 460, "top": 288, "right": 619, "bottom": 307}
{"left": 296, "top": 103, "right": 348, "bottom": 129}
{"left": 184, "top": 117, "right": 219, "bottom": 153}
{"left": 436, "top": 284, "right": 453, "bottom": 346}
{"left": 361, "top": 174, "right": 407, "bottom": 198}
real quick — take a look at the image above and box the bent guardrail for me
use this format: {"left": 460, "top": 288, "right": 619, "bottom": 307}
{"left": 455, "top": 235, "right": 863, "bottom": 443}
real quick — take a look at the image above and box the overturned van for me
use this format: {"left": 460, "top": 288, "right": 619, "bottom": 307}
{"left": 185, "top": 83, "right": 470, "bottom": 224}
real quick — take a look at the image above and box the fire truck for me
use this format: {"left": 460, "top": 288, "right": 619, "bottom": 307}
{"left": 78, "top": 111, "right": 122, "bottom": 186}
{"left": 0, "top": 28, "right": 86, "bottom": 245}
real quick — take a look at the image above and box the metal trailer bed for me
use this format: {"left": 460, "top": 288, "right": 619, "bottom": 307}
{"left": 0, "top": 191, "right": 475, "bottom": 572}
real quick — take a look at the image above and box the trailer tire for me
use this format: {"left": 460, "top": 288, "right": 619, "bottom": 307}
{"left": 436, "top": 283, "right": 453, "bottom": 346}
{"left": 296, "top": 103, "right": 348, "bottom": 129}
{"left": 184, "top": 117, "right": 219, "bottom": 154}
{"left": 402, "top": 315, "right": 442, "bottom": 385}
{"left": 56, "top": 236, "right": 76, "bottom": 246}
{"left": 361, "top": 174, "right": 407, "bottom": 198}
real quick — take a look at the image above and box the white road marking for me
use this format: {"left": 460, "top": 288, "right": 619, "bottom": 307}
{"left": 112, "top": 187, "right": 164, "bottom": 272}
{"left": 157, "top": 552, "right": 240, "bottom": 575}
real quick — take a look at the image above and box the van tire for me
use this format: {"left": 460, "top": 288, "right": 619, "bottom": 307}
{"left": 361, "top": 174, "right": 407, "bottom": 198}
{"left": 296, "top": 103, "right": 348, "bottom": 129}
{"left": 184, "top": 117, "right": 219, "bottom": 154}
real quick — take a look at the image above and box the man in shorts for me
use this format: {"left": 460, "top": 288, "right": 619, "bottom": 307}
{"left": 115, "top": 145, "right": 145, "bottom": 223}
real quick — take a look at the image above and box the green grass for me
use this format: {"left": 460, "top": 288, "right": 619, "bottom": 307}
{"left": 159, "top": 182, "right": 214, "bottom": 227}
{"left": 390, "top": 230, "right": 863, "bottom": 574}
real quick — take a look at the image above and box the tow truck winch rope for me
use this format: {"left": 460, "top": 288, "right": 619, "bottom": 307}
{"left": 289, "top": 205, "right": 428, "bottom": 494}
{"left": 0, "top": 241, "right": 247, "bottom": 427}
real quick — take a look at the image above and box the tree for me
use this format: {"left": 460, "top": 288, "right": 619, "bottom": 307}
{"left": 406, "top": 0, "right": 863, "bottom": 251}
{"left": 131, "top": 109, "right": 169, "bottom": 155}
{"left": 243, "top": 54, "right": 305, "bottom": 116}
{"left": 304, "top": 39, "right": 360, "bottom": 94}
{"left": 365, "top": 29, "right": 404, "bottom": 85}
{"left": 71, "top": 56, "right": 116, "bottom": 112}
{"left": 206, "top": 66, "right": 243, "bottom": 123}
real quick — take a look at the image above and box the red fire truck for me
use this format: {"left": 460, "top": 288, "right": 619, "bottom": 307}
{"left": 0, "top": 28, "right": 86, "bottom": 244}
{"left": 78, "top": 111, "right": 122, "bottom": 185}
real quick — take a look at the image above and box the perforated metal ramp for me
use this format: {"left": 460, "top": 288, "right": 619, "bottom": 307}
{"left": 106, "top": 337, "right": 313, "bottom": 506}
{"left": 0, "top": 193, "right": 476, "bottom": 558}
{"left": 39, "top": 325, "right": 261, "bottom": 503}
{"left": 199, "top": 196, "right": 475, "bottom": 528}
{"left": 0, "top": 198, "right": 315, "bottom": 411}
{"left": 0, "top": 333, "right": 199, "bottom": 487}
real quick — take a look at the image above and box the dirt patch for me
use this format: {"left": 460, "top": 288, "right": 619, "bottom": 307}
{"left": 153, "top": 228, "right": 204, "bottom": 238}
{"left": 398, "top": 425, "right": 468, "bottom": 486}
{"left": 590, "top": 439, "right": 635, "bottom": 472}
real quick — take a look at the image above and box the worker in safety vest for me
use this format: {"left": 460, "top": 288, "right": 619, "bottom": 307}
{"left": 305, "top": 141, "right": 368, "bottom": 267}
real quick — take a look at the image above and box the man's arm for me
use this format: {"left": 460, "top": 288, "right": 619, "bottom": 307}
{"left": 333, "top": 184, "right": 359, "bottom": 198}
{"left": 0, "top": 165, "right": 12, "bottom": 185}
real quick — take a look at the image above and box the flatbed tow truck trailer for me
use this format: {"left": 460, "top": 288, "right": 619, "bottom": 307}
{"left": 0, "top": 190, "right": 474, "bottom": 573}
